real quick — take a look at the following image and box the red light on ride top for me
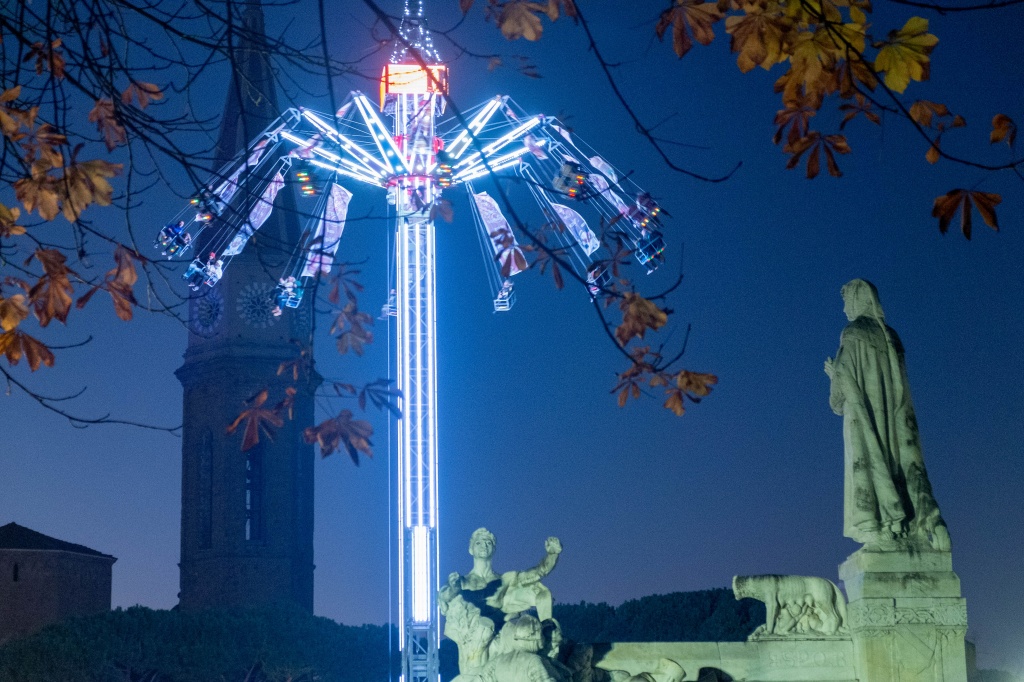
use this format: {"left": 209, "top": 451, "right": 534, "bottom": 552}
{"left": 380, "top": 64, "right": 449, "bottom": 107}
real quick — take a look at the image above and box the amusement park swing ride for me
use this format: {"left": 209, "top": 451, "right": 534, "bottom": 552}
{"left": 160, "top": 3, "right": 670, "bottom": 681}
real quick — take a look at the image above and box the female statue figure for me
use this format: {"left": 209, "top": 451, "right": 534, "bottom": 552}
{"left": 825, "top": 279, "right": 951, "bottom": 551}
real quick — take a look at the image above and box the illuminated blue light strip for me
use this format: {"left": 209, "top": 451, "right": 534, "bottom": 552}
{"left": 354, "top": 95, "right": 411, "bottom": 175}
{"left": 452, "top": 116, "right": 542, "bottom": 171}
{"left": 446, "top": 96, "right": 505, "bottom": 161}
{"left": 300, "top": 110, "right": 392, "bottom": 176}
{"left": 452, "top": 146, "right": 531, "bottom": 183}
{"left": 453, "top": 156, "right": 525, "bottom": 184}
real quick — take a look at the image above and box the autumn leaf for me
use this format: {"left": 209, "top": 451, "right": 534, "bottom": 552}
{"left": 931, "top": 189, "right": 1001, "bottom": 240}
{"left": 24, "top": 40, "right": 66, "bottom": 78}
{"left": 0, "top": 328, "right": 55, "bottom": 371}
{"left": 88, "top": 99, "right": 127, "bottom": 151}
{"left": 785, "top": 132, "right": 851, "bottom": 178}
{"left": 656, "top": 0, "right": 725, "bottom": 59}
{"left": 0, "top": 202, "right": 26, "bottom": 237}
{"left": 62, "top": 157, "right": 122, "bottom": 221}
{"left": 839, "top": 94, "right": 881, "bottom": 130}
{"left": 303, "top": 409, "right": 374, "bottom": 464}
{"left": 909, "top": 100, "right": 949, "bottom": 128}
{"left": 27, "top": 249, "right": 75, "bottom": 326}
{"left": 332, "top": 299, "right": 373, "bottom": 355}
{"left": 75, "top": 246, "right": 139, "bottom": 321}
{"left": 664, "top": 389, "right": 688, "bottom": 416}
{"left": 0, "top": 86, "right": 21, "bottom": 104}
{"left": 925, "top": 140, "right": 941, "bottom": 164}
{"left": 460, "top": 0, "right": 475, "bottom": 12}
{"left": 497, "top": 2, "right": 547, "bottom": 41}
{"left": 873, "top": 16, "right": 938, "bottom": 94}
{"left": 616, "top": 293, "right": 668, "bottom": 346}
{"left": 358, "top": 378, "right": 402, "bottom": 418}
{"left": 774, "top": 97, "right": 816, "bottom": 147}
{"left": 226, "top": 388, "right": 285, "bottom": 452}
{"left": 661, "top": 370, "right": 718, "bottom": 417}
{"left": 14, "top": 171, "right": 60, "bottom": 221}
{"left": 725, "top": 9, "right": 791, "bottom": 73}
{"left": 676, "top": 369, "right": 718, "bottom": 398}
{"left": 121, "top": 82, "right": 163, "bottom": 110}
{"left": 990, "top": 114, "right": 1017, "bottom": 147}
{"left": 0, "top": 293, "right": 29, "bottom": 332}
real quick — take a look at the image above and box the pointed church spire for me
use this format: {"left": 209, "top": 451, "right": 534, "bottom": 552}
{"left": 178, "top": 0, "right": 316, "bottom": 614}
{"left": 216, "top": 0, "right": 280, "bottom": 166}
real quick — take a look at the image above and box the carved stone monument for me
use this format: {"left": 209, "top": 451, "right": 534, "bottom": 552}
{"left": 826, "top": 278, "right": 967, "bottom": 682}
{"left": 441, "top": 281, "right": 969, "bottom": 682}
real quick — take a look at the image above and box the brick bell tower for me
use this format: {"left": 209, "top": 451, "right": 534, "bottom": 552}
{"left": 176, "top": 0, "right": 317, "bottom": 611}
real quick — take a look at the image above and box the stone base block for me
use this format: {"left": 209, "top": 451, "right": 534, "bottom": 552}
{"left": 840, "top": 550, "right": 968, "bottom": 682}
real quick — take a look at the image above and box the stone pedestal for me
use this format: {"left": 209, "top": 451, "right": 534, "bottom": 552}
{"left": 840, "top": 549, "right": 968, "bottom": 682}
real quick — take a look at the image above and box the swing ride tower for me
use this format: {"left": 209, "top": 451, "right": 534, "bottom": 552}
{"left": 383, "top": 5, "right": 446, "bottom": 682}
{"left": 163, "top": 3, "right": 672, "bottom": 680}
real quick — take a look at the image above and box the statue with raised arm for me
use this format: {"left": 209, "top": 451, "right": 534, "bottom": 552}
{"left": 440, "top": 528, "right": 562, "bottom": 624}
{"left": 824, "top": 279, "right": 951, "bottom": 552}
{"left": 441, "top": 529, "right": 564, "bottom": 678}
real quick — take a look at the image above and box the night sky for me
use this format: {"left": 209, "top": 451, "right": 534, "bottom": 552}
{"left": 1, "top": 1, "right": 1022, "bottom": 674}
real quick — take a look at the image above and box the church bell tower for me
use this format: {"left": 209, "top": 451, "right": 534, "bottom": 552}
{"left": 176, "top": 0, "right": 317, "bottom": 611}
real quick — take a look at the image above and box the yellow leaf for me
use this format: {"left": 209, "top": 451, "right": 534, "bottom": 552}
{"left": 0, "top": 202, "right": 25, "bottom": 237}
{"left": 0, "top": 86, "right": 21, "bottom": 104}
{"left": 664, "top": 389, "right": 687, "bottom": 416}
{"left": 725, "top": 10, "right": 791, "bottom": 73}
{"left": 873, "top": 16, "right": 938, "bottom": 93}
{"left": 0, "top": 294, "right": 29, "bottom": 332}
{"left": 498, "top": 2, "right": 547, "bottom": 41}
{"left": 615, "top": 293, "right": 668, "bottom": 346}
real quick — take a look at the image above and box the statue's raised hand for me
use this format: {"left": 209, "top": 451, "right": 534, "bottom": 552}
{"left": 545, "top": 537, "right": 562, "bottom": 555}
{"left": 448, "top": 571, "right": 461, "bottom": 589}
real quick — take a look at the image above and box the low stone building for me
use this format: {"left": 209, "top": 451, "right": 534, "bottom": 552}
{"left": 0, "top": 522, "right": 116, "bottom": 644}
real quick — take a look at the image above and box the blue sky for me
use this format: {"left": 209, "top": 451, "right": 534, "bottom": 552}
{"left": 1, "top": 1, "right": 1021, "bottom": 673}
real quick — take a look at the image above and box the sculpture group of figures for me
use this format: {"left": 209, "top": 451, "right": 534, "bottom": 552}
{"left": 440, "top": 529, "right": 685, "bottom": 682}
{"left": 443, "top": 279, "right": 958, "bottom": 679}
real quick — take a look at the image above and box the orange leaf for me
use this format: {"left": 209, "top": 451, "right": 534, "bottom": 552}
{"left": 656, "top": 0, "right": 725, "bottom": 59}
{"left": 0, "top": 328, "right": 55, "bottom": 371}
{"left": 27, "top": 249, "right": 75, "bottom": 326}
{"left": 120, "top": 82, "right": 163, "bottom": 110}
{"left": 88, "top": 99, "right": 127, "bottom": 151}
{"left": 990, "top": 114, "right": 1017, "bottom": 146}
{"left": 303, "top": 409, "right": 374, "bottom": 464}
{"left": 615, "top": 293, "right": 668, "bottom": 347}
{"left": 226, "top": 388, "right": 285, "bottom": 451}
{"left": 931, "top": 189, "right": 1001, "bottom": 240}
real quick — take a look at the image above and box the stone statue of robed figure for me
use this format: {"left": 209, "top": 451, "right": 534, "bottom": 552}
{"left": 825, "top": 279, "right": 951, "bottom": 552}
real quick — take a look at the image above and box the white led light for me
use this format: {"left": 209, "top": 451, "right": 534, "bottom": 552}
{"left": 448, "top": 97, "right": 504, "bottom": 160}
{"left": 453, "top": 116, "right": 542, "bottom": 171}
{"left": 453, "top": 157, "right": 523, "bottom": 184}
{"left": 301, "top": 110, "right": 390, "bottom": 176}
{"left": 453, "top": 146, "right": 530, "bottom": 182}
{"left": 412, "top": 526, "right": 430, "bottom": 622}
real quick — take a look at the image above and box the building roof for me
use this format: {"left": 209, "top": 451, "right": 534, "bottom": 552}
{"left": 0, "top": 523, "right": 114, "bottom": 559}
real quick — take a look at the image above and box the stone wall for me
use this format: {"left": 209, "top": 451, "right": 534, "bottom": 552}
{"left": 0, "top": 549, "right": 115, "bottom": 643}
